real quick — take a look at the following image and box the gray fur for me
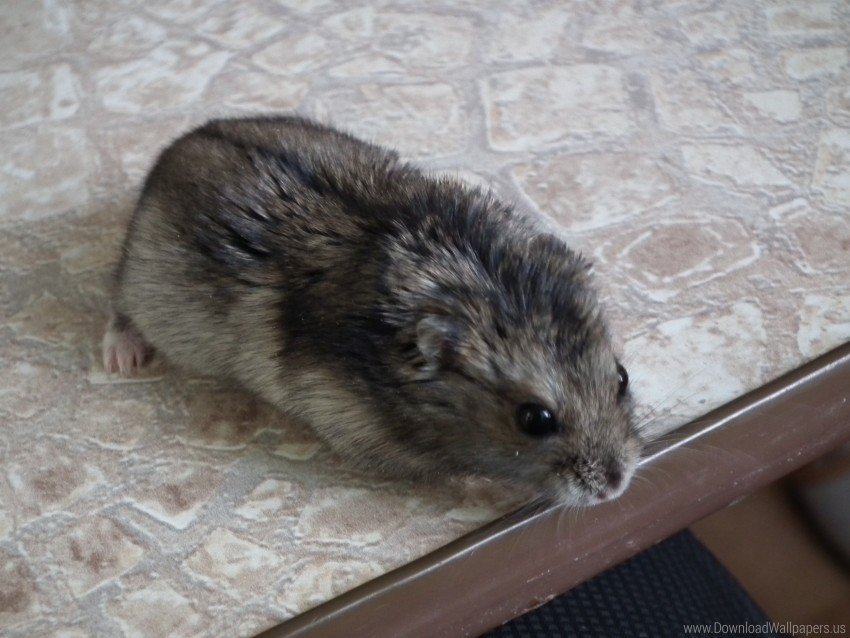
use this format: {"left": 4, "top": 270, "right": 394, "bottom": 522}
{"left": 106, "top": 115, "right": 642, "bottom": 507}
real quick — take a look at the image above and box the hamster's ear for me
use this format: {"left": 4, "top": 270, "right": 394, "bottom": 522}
{"left": 416, "top": 315, "right": 465, "bottom": 368}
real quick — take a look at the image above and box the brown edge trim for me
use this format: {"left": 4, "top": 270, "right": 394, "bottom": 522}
{"left": 257, "top": 342, "right": 850, "bottom": 638}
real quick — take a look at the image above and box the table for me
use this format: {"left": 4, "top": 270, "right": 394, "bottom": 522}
{"left": 1, "top": 1, "right": 848, "bottom": 636}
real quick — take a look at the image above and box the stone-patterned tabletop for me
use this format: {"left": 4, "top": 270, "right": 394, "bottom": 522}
{"left": 1, "top": 1, "right": 849, "bottom": 636}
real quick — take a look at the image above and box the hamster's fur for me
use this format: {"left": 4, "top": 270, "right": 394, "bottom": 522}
{"left": 104, "top": 116, "right": 642, "bottom": 506}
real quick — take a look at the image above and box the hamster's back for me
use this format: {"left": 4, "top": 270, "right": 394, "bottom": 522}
{"left": 111, "top": 116, "right": 436, "bottom": 396}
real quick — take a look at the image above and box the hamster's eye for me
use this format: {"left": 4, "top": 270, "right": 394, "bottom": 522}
{"left": 616, "top": 362, "right": 629, "bottom": 398}
{"left": 517, "top": 403, "right": 560, "bottom": 437}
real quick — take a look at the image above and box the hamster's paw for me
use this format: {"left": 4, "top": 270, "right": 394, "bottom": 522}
{"left": 102, "top": 313, "right": 153, "bottom": 375}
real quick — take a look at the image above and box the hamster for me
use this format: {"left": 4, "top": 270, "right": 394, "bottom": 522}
{"left": 103, "top": 115, "right": 642, "bottom": 507}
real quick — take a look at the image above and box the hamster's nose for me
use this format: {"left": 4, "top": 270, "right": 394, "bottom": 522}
{"left": 606, "top": 467, "right": 623, "bottom": 491}
{"left": 593, "top": 467, "right": 624, "bottom": 502}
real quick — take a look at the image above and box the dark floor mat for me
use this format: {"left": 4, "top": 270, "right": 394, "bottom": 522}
{"left": 483, "top": 530, "right": 788, "bottom": 638}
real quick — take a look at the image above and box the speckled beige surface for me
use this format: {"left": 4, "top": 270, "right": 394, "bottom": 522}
{"left": 1, "top": 1, "right": 849, "bottom": 636}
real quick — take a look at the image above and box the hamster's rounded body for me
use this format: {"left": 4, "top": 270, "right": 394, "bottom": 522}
{"left": 105, "top": 116, "right": 641, "bottom": 506}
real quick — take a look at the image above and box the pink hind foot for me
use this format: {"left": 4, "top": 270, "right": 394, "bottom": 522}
{"left": 102, "top": 313, "right": 153, "bottom": 375}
